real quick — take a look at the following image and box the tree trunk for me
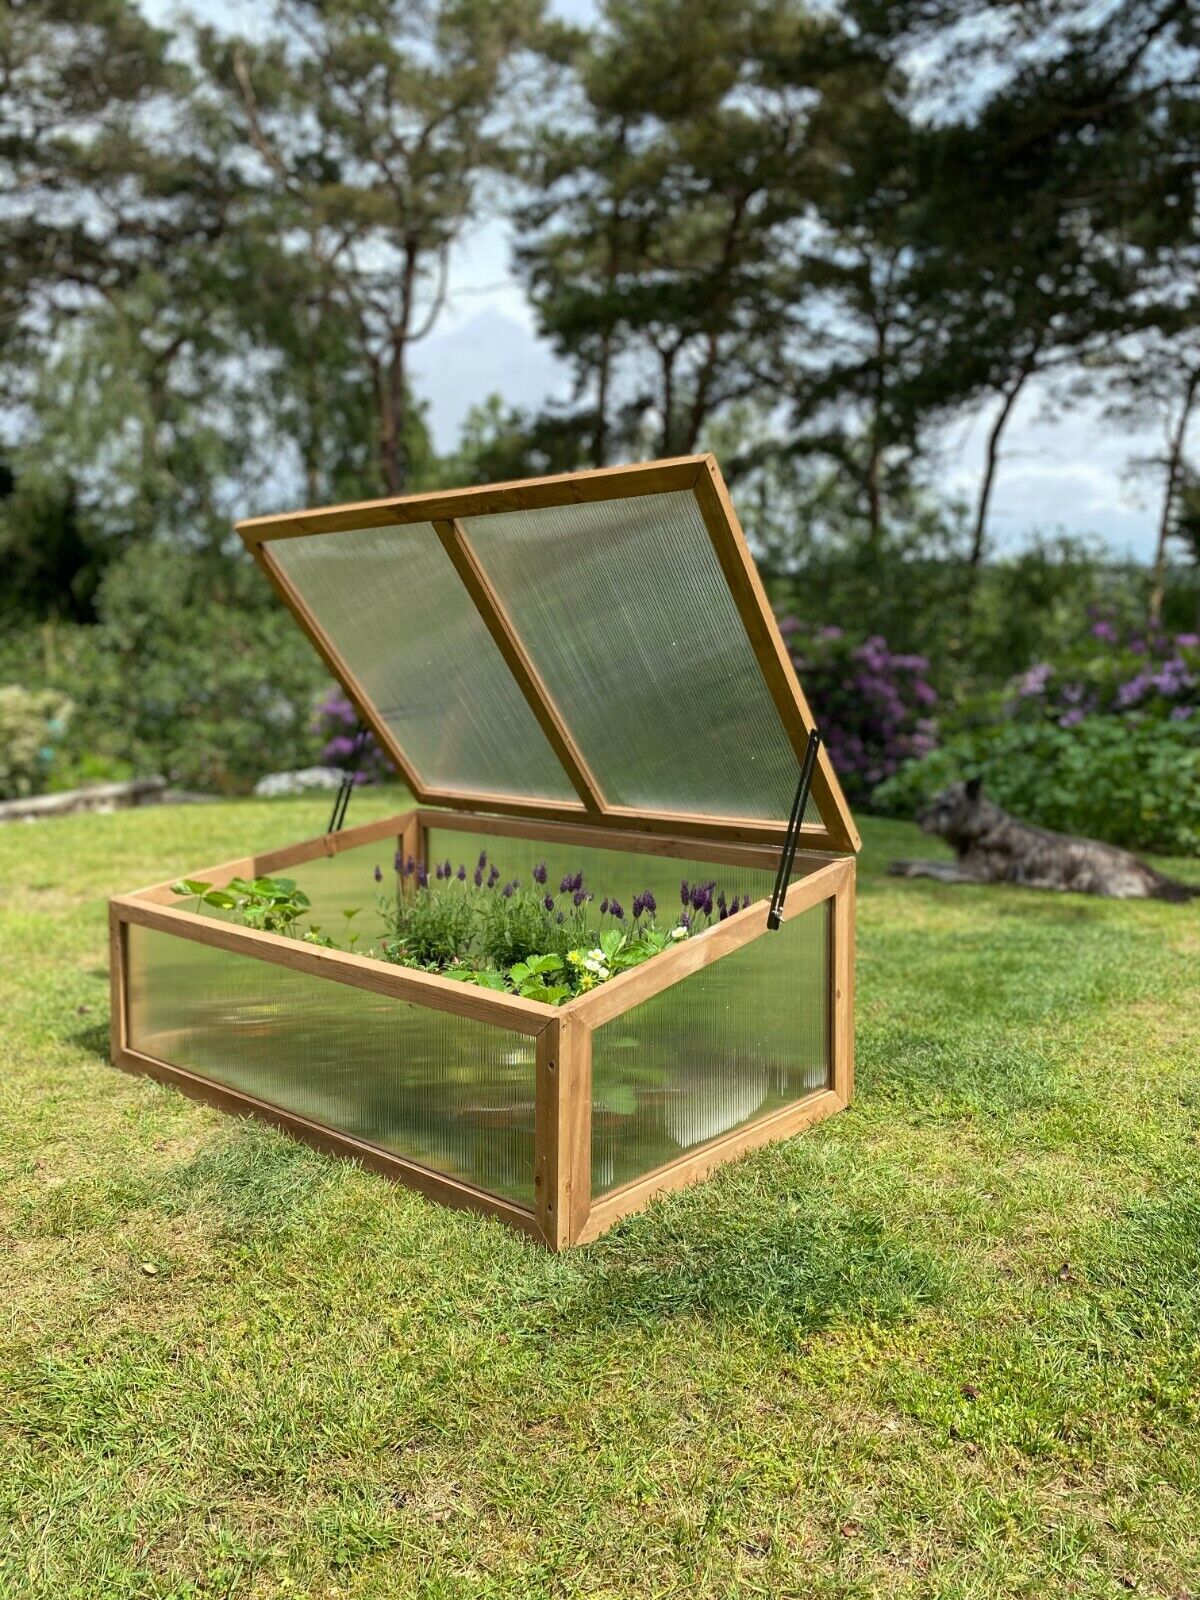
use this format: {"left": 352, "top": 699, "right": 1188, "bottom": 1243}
{"left": 970, "top": 371, "right": 1029, "bottom": 570}
{"left": 1149, "top": 367, "right": 1199, "bottom": 627}
{"left": 594, "top": 331, "right": 611, "bottom": 467}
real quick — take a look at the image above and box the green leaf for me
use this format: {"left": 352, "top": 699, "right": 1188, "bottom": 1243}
{"left": 200, "top": 889, "right": 238, "bottom": 909}
{"left": 171, "top": 879, "right": 211, "bottom": 897}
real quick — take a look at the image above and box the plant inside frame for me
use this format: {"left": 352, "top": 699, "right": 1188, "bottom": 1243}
{"left": 171, "top": 850, "right": 760, "bottom": 1006}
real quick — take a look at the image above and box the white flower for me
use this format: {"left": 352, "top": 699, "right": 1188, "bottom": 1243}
{"left": 583, "top": 958, "right": 610, "bottom": 978}
{"left": 670, "top": 925, "right": 689, "bottom": 941}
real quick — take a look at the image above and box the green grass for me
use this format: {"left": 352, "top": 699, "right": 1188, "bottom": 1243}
{"left": 1, "top": 794, "right": 1198, "bottom": 1599}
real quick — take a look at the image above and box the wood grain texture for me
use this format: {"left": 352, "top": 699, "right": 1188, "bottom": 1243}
{"left": 109, "top": 896, "right": 557, "bottom": 1032}
{"left": 576, "top": 1088, "right": 846, "bottom": 1245}
{"left": 565, "top": 855, "right": 849, "bottom": 1027}
{"left": 433, "top": 517, "right": 605, "bottom": 814}
{"left": 112, "top": 1043, "right": 543, "bottom": 1241}
{"left": 691, "top": 456, "right": 861, "bottom": 855}
{"left": 831, "top": 860, "right": 856, "bottom": 1103}
{"left": 236, "top": 456, "right": 707, "bottom": 541}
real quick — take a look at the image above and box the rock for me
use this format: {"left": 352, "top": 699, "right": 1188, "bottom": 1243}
{"left": 254, "top": 766, "right": 346, "bottom": 797}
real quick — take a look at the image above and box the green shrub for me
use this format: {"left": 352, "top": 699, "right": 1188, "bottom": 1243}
{"left": 0, "top": 685, "right": 72, "bottom": 799}
{"left": 873, "top": 715, "right": 1200, "bottom": 857}
{"left": 0, "top": 545, "right": 329, "bottom": 794}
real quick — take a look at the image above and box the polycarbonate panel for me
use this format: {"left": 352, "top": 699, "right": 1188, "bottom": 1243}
{"left": 424, "top": 827, "right": 778, "bottom": 928}
{"left": 125, "top": 925, "right": 535, "bottom": 1205}
{"left": 270, "top": 523, "right": 577, "bottom": 802}
{"left": 463, "top": 490, "right": 804, "bottom": 820}
{"left": 591, "top": 899, "right": 830, "bottom": 1196}
{"left": 187, "top": 839, "right": 399, "bottom": 949}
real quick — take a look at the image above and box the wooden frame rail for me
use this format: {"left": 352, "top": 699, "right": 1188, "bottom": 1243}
{"left": 110, "top": 807, "right": 854, "bottom": 1250}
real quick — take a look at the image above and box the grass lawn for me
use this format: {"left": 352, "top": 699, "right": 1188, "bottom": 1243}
{"left": 2, "top": 793, "right": 1198, "bottom": 1599}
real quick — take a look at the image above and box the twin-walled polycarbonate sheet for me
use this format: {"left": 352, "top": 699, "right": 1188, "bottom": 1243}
{"left": 591, "top": 899, "right": 830, "bottom": 1196}
{"left": 269, "top": 523, "right": 577, "bottom": 803}
{"left": 424, "top": 827, "right": 778, "bottom": 930}
{"left": 125, "top": 925, "right": 536, "bottom": 1206}
{"left": 462, "top": 490, "right": 803, "bottom": 820}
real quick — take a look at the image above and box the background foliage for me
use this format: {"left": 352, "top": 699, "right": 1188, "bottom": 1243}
{"left": 1, "top": 0, "right": 1197, "bottom": 849}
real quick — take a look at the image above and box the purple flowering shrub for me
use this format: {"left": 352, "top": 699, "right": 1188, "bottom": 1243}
{"left": 778, "top": 622, "right": 938, "bottom": 802}
{"left": 1008, "top": 610, "right": 1198, "bottom": 728}
{"left": 313, "top": 688, "right": 391, "bottom": 784}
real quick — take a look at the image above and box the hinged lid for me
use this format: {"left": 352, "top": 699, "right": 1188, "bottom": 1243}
{"left": 236, "top": 454, "right": 860, "bottom": 853}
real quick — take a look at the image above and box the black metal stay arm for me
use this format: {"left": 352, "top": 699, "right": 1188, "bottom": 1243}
{"left": 327, "top": 720, "right": 369, "bottom": 835}
{"left": 767, "top": 729, "right": 821, "bottom": 931}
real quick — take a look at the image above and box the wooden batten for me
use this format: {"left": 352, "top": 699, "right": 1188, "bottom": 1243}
{"left": 433, "top": 518, "right": 605, "bottom": 815}
{"left": 236, "top": 456, "right": 707, "bottom": 542}
{"left": 110, "top": 894, "right": 556, "bottom": 1033}
{"left": 691, "top": 456, "right": 861, "bottom": 855}
{"left": 417, "top": 806, "right": 839, "bottom": 875}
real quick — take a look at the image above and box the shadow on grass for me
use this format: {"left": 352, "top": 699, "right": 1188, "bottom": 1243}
{"left": 70, "top": 1021, "right": 111, "bottom": 1060}
{"left": 159, "top": 1122, "right": 338, "bottom": 1241}
{"left": 522, "top": 1168, "right": 953, "bottom": 1346}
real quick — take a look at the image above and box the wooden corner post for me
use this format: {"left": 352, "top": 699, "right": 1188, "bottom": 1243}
{"left": 830, "top": 859, "right": 856, "bottom": 1104}
{"left": 534, "top": 1014, "right": 592, "bottom": 1250}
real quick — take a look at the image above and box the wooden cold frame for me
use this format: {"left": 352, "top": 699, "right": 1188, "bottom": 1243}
{"left": 110, "top": 807, "right": 854, "bottom": 1250}
{"left": 235, "top": 456, "right": 862, "bottom": 856}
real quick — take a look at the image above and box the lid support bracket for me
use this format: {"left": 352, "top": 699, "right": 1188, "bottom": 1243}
{"left": 432, "top": 517, "right": 607, "bottom": 816}
{"left": 767, "top": 729, "right": 821, "bottom": 930}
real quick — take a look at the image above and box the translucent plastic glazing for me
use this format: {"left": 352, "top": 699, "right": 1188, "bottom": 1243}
{"left": 125, "top": 925, "right": 536, "bottom": 1205}
{"left": 424, "top": 827, "right": 779, "bottom": 928}
{"left": 270, "top": 523, "right": 577, "bottom": 802}
{"left": 462, "top": 490, "right": 803, "bottom": 819}
{"left": 591, "top": 900, "right": 830, "bottom": 1196}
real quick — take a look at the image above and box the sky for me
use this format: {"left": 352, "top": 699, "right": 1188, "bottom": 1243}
{"left": 139, "top": 0, "right": 1173, "bottom": 562}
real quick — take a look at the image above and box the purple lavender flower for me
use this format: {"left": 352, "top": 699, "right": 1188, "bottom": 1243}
{"left": 573, "top": 887, "right": 589, "bottom": 907}
{"left": 543, "top": 894, "right": 555, "bottom": 912}
{"left": 487, "top": 865, "right": 500, "bottom": 888}
{"left": 717, "top": 892, "right": 727, "bottom": 919}
{"left": 405, "top": 855, "right": 415, "bottom": 877}
{"left": 640, "top": 890, "right": 656, "bottom": 916}
{"left": 533, "top": 861, "right": 547, "bottom": 885}
{"left": 609, "top": 898, "right": 624, "bottom": 920}
{"left": 601, "top": 898, "right": 609, "bottom": 914}
{"left": 502, "top": 880, "right": 516, "bottom": 898}
{"left": 560, "top": 874, "right": 572, "bottom": 894}
{"left": 474, "top": 865, "right": 484, "bottom": 887}
{"left": 435, "top": 862, "right": 445, "bottom": 880}
{"left": 394, "top": 851, "right": 404, "bottom": 874}
{"left": 680, "top": 878, "right": 690, "bottom": 907}
{"left": 416, "top": 861, "right": 428, "bottom": 888}
{"left": 456, "top": 865, "right": 466, "bottom": 881}
{"left": 374, "top": 864, "right": 383, "bottom": 883}
{"left": 477, "top": 850, "right": 488, "bottom": 872}
{"left": 680, "top": 911, "right": 692, "bottom": 930}
{"left": 443, "top": 860, "right": 452, "bottom": 879}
